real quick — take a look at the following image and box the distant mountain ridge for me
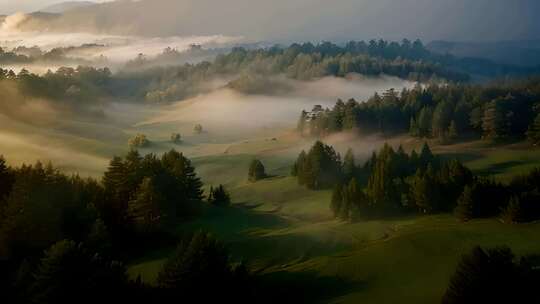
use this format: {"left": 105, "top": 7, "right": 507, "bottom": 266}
{"left": 38, "top": 1, "right": 95, "bottom": 14}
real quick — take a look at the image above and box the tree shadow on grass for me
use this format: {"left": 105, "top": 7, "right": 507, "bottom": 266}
{"left": 256, "top": 270, "right": 366, "bottom": 303}
{"left": 438, "top": 151, "right": 483, "bottom": 163}
{"left": 474, "top": 160, "right": 527, "bottom": 177}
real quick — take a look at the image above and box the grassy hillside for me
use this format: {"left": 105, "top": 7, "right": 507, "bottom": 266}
{"left": 127, "top": 134, "right": 540, "bottom": 303}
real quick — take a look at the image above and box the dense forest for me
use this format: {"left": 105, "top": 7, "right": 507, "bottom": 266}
{"left": 4, "top": 40, "right": 540, "bottom": 108}
{"left": 292, "top": 141, "right": 540, "bottom": 223}
{"left": 299, "top": 78, "right": 540, "bottom": 144}
{"left": 0, "top": 151, "right": 259, "bottom": 303}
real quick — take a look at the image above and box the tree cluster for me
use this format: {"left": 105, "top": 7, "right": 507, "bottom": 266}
{"left": 129, "top": 134, "right": 151, "bottom": 149}
{"left": 442, "top": 246, "right": 540, "bottom": 304}
{"left": 102, "top": 150, "right": 204, "bottom": 235}
{"left": 291, "top": 141, "right": 342, "bottom": 190}
{"left": 299, "top": 79, "right": 540, "bottom": 144}
{"left": 330, "top": 143, "right": 473, "bottom": 220}
{"left": 207, "top": 185, "right": 231, "bottom": 207}
{"left": 6, "top": 232, "right": 256, "bottom": 304}
{"left": 0, "top": 149, "right": 205, "bottom": 261}
{"left": 170, "top": 133, "right": 182, "bottom": 144}
{"left": 455, "top": 167, "right": 540, "bottom": 223}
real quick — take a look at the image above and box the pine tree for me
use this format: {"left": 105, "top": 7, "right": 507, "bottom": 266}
{"left": 448, "top": 120, "right": 458, "bottom": 141}
{"left": 526, "top": 113, "right": 540, "bottom": 146}
{"left": 342, "top": 178, "right": 361, "bottom": 221}
{"left": 419, "top": 142, "right": 434, "bottom": 168}
{"left": 410, "top": 170, "right": 430, "bottom": 213}
{"left": 208, "top": 185, "right": 231, "bottom": 207}
{"left": 157, "top": 232, "right": 230, "bottom": 293}
{"left": 442, "top": 246, "right": 524, "bottom": 304}
{"left": 295, "top": 141, "right": 342, "bottom": 189}
{"left": 294, "top": 151, "right": 307, "bottom": 182}
{"left": 31, "top": 240, "right": 127, "bottom": 304}
{"left": 170, "top": 133, "right": 182, "bottom": 144}
{"left": 431, "top": 100, "right": 454, "bottom": 138}
{"left": 297, "top": 110, "right": 308, "bottom": 134}
{"left": 127, "top": 177, "right": 163, "bottom": 232}
{"left": 409, "top": 117, "right": 419, "bottom": 137}
{"left": 342, "top": 148, "right": 356, "bottom": 180}
{"left": 417, "top": 106, "right": 433, "bottom": 137}
{"left": 0, "top": 155, "right": 13, "bottom": 202}
{"left": 501, "top": 196, "right": 522, "bottom": 224}
{"left": 455, "top": 185, "right": 474, "bottom": 221}
{"left": 330, "top": 184, "right": 343, "bottom": 218}
{"left": 248, "top": 159, "right": 266, "bottom": 182}
{"left": 482, "top": 98, "right": 510, "bottom": 141}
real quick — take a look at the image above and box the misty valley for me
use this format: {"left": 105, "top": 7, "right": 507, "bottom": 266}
{"left": 1, "top": 1, "right": 540, "bottom": 304}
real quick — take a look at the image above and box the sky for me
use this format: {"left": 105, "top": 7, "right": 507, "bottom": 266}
{"left": 1, "top": 0, "right": 540, "bottom": 42}
{"left": 0, "top": 0, "right": 107, "bottom": 14}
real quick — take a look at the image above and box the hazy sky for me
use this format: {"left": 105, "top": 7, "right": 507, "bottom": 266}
{"left": 0, "top": 0, "right": 109, "bottom": 14}
{"left": 1, "top": 0, "right": 540, "bottom": 42}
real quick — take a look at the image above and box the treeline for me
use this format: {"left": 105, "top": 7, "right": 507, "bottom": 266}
{"left": 299, "top": 78, "right": 540, "bottom": 144}
{"left": 292, "top": 141, "right": 540, "bottom": 222}
{"left": 0, "top": 45, "right": 99, "bottom": 65}
{"left": 0, "top": 66, "right": 113, "bottom": 104}
{"left": 115, "top": 40, "right": 469, "bottom": 103}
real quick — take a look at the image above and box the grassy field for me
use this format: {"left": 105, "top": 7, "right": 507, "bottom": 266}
{"left": 126, "top": 134, "right": 540, "bottom": 303}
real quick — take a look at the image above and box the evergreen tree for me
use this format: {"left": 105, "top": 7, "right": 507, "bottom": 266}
{"left": 157, "top": 232, "right": 231, "bottom": 295}
{"left": 455, "top": 186, "right": 474, "bottom": 221}
{"left": 409, "top": 117, "right": 419, "bottom": 137}
{"left": 293, "top": 150, "right": 307, "bottom": 180}
{"left": 410, "top": 170, "right": 433, "bottom": 213}
{"left": 294, "top": 141, "right": 342, "bottom": 189}
{"left": 30, "top": 240, "right": 126, "bottom": 304}
{"left": 101, "top": 156, "right": 130, "bottom": 230}
{"left": 170, "top": 133, "right": 182, "bottom": 144}
{"left": 248, "top": 159, "right": 266, "bottom": 182}
{"left": 419, "top": 142, "right": 434, "bottom": 168}
{"left": 482, "top": 98, "right": 510, "bottom": 140}
{"left": 297, "top": 110, "right": 308, "bottom": 134}
{"left": 208, "top": 185, "right": 231, "bottom": 207}
{"left": 128, "top": 134, "right": 150, "bottom": 149}
{"left": 526, "top": 113, "right": 540, "bottom": 146}
{"left": 432, "top": 100, "right": 454, "bottom": 138}
{"left": 442, "top": 246, "right": 534, "bottom": 304}
{"left": 0, "top": 155, "right": 13, "bottom": 202}
{"left": 417, "top": 106, "right": 433, "bottom": 137}
{"left": 0, "top": 162, "right": 96, "bottom": 257}
{"left": 342, "top": 178, "right": 361, "bottom": 221}
{"left": 501, "top": 196, "right": 522, "bottom": 224}
{"left": 127, "top": 177, "right": 163, "bottom": 233}
{"left": 342, "top": 148, "right": 356, "bottom": 180}
{"left": 448, "top": 120, "right": 459, "bottom": 141}
{"left": 330, "top": 184, "right": 343, "bottom": 218}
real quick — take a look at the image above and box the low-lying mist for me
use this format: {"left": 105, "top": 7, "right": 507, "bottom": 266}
{"left": 140, "top": 75, "right": 415, "bottom": 137}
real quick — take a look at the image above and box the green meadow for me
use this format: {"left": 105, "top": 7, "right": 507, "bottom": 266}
{"left": 127, "top": 133, "right": 540, "bottom": 303}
